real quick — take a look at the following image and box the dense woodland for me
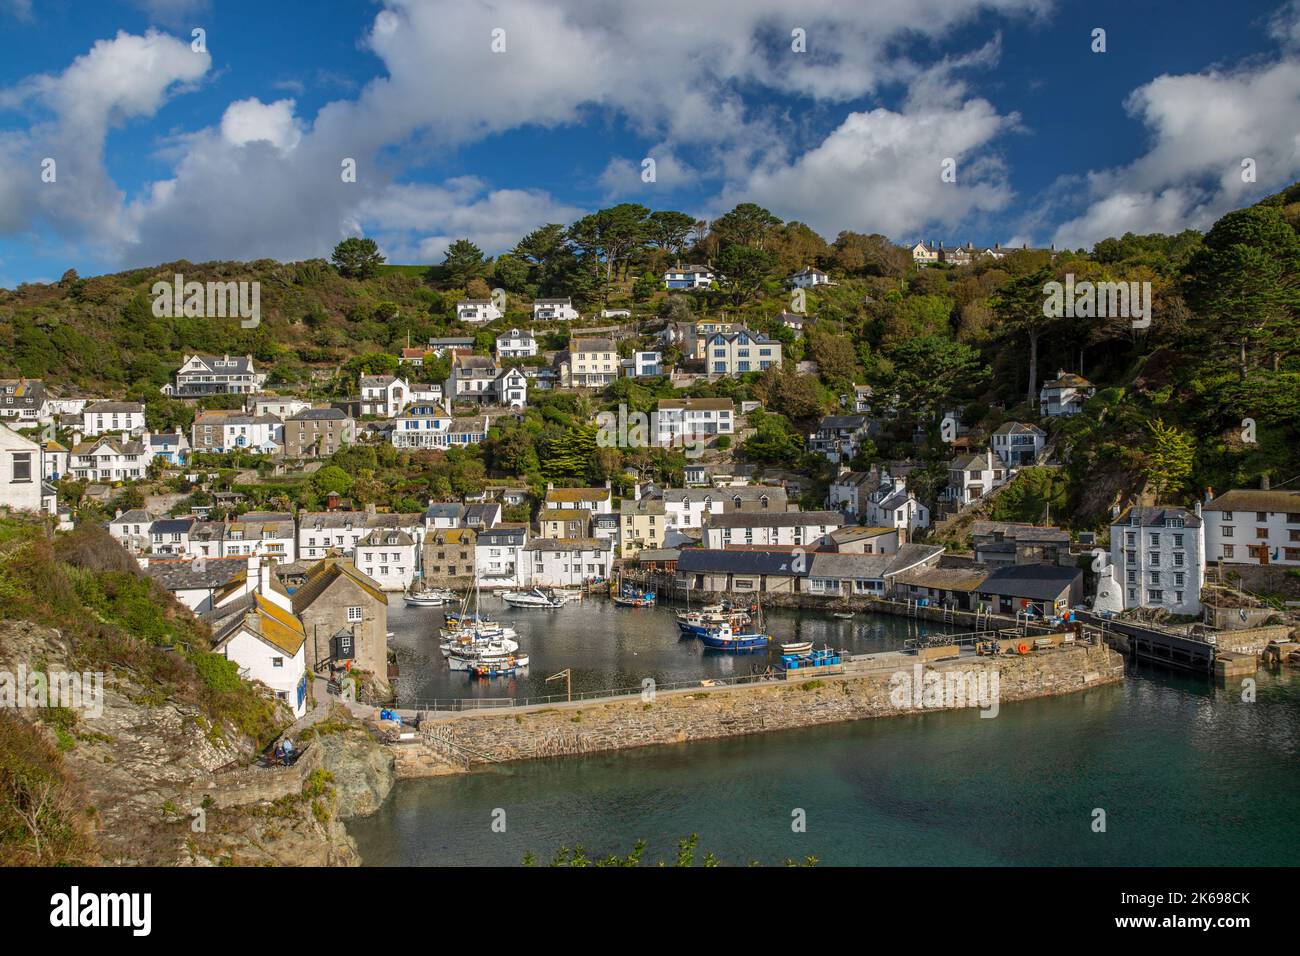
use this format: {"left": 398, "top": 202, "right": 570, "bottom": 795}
{"left": 3, "top": 182, "right": 1299, "bottom": 533}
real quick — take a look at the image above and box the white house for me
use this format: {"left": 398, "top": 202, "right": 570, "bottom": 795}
{"left": 626, "top": 351, "right": 662, "bottom": 378}
{"left": 789, "top": 267, "right": 830, "bottom": 289}
{"left": 809, "top": 414, "right": 873, "bottom": 463}
{"left": 223, "top": 511, "right": 297, "bottom": 563}
{"left": 41, "top": 438, "right": 69, "bottom": 483}
{"left": 702, "top": 511, "right": 844, "bottom": 549}
{"left": 108, "top": 509, "right": 155, "bottom": 554}
{"left": 165, "top": 354, "right": 265, "bottom": 397}
{"left": 457, "top": 299, "right": 503, "bottom": 324}
{"left": 82, "top": 401, "right": 146, "bottom": 437}
{"left": 1202, "top": 486, "right": 1300, "bottom": 566}
{"left": 659, "top": 486, "right": 786, "bottom": 544}
{"left": 409, "top": 382, "right": 445, "bottom": 406}
{"left": 69, "top": 435, "right": 148, "bottom": 482}
{"left": 189, "top": 412, "right": 283, "bottom": 455}
{"left": 663, "top": 265, "right": 716, "bottom": 289}
{"left": 1039, "top": 371, "right": 1095, "bottom": 417}
{"left": 355, "top": 529, "right": 418, "bottom": 591}
{"left": 1108, "top": 504, "right": 1205, "bottom": 617}
{"left": 533, "top": 298, "right": 579, "bottom": 321}
{"left": 495, "top": 328, "right": 538, "bottom": 358}
{"left": 992, "top": 421, "right": 1046, "bottom": 467}
{"left": 359, "top": 375, "right": 410, "bottom": 418}
{"left": 297, "top": 512, "right": 424, "bottom": 563}
{"left": 446, "top": 355, "right": 527, "bottom": 407}
{"left": 148, "top": 516, "right": 195, "bottom": 557}
{"left": 600, "top": 308, "right": 632, "bottom": 320}
{"left": 655, "top": 398, "right": 735, "bottom": 448}
{"left": 865, "top": 475, "right": 930, "bottom": 535}
{"left": 0, "top": 379, "right": 50, "bottom": 424}
{"left": 524, "top": 538, "right": 614, "bottom": 587}
{"left": 251, "top": 396, "right": 311, "bottom": 419}
{"left": 213, "top": 592, "right": 308, "bottom": 719}
{"left": 943, "top": 450, "right": 1008, "bottom": 507}
{"left": 475, "top": 526, "right": 529, "bottom": 588}
{"left": 391, "top": 404, "right": 453, "bottom": 449}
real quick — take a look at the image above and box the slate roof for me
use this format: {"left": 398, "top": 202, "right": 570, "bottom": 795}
{"left": 1114, "top": 505, "right": 1202, "bottom": 529}
{"left": 975, "top": 564, "right": 1081, "bottom": 599}
{"left": 1202, "top": 489, "right": 1300, "bottom": 514}
{"left": 290, "top": 558, "right": 387, "bottom": 612}
{"left": 707, "top": 510, "right": 843, "bottom": 529}
{"left": 146, "top": 556, "right": 248, "bottom": 591}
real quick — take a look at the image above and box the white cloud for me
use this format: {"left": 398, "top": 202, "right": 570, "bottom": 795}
{"left": 220, "top": 98, "right": 302, "bottom": 150}
{"left": 2, "top": 1, "right": 1053, "bottom": 273}
{"left": 719, "top": 99, "right": 1017, "bottom": 240}
{"left": 1052, "top": 51, "right": 1300, "bottom": 248}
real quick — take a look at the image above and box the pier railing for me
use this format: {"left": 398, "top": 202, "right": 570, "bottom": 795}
{"left": 408, "top": 670, "right": 785, "bottom": 713}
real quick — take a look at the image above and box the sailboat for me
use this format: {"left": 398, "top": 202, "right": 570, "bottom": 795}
{"left": 439, "top": 573, "right": 520, "bottom": 664}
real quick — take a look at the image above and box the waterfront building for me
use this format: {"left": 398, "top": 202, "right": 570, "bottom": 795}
{"left": 702, "top": 510, "right": 843, "bottom": 549}
{"left": 1201, "top": 486, "right": 1300, "bottom": 566}
{"left": 1107, "top": 504, "right": 1205, "bottom": 616}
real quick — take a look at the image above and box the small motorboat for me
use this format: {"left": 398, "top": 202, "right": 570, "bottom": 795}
{"left": 780, "top": 640, "right": 814, "bottom": 655}
{"left": 501, "top": 587, "right": 566, "bottom": 609}
{"left": 446, "top": 638, "right": 521, "bottom": 669}
{"left": 612, "top": 587, "right": 656, "bottom": 607}
{"left": 833, "top": 612, "right": 854, "bottom": 620}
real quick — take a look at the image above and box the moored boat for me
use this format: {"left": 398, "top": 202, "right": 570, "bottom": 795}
{"left": 780, "top": 640, "right": 814, "bottom": 655}
{"left": 700, "top": 621, "right": 770, "bottom": 652}
{"left": 405, "top": 587, "right": 456, "bottom": 607}
{"left": 501, "top": 587, "right": 566, "bottom": 609}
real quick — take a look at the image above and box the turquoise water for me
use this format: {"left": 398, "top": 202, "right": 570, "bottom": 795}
{"left": 349, "top": 656, "right": 1300, "bottom": 866}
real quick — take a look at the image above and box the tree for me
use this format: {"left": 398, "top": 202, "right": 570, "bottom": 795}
{"left": 443, "top": 239, "right": 486, "bottom": 288}
{"left": 876, "top": 336, "right": 988, "bottom": 425}
{"left": 992, "top": 266, "right": 1059, "bottom": 406}
{"left": 1144, "top": 417, "right": 1195, "bottom": 502}
{"left": 567, "top": 203, "right": 650, "bottom": 284}
{"left": 331, "top": 237, "right": 385, "bottom": 279}
{"left": 312, "top": 465, "right": 353, "bottom": 497}
{"left": 1183, "top": 206, "right": 1300, "bottom": 380}
{"left": 646, "top": 211, "right": 696, "bottom": 259}
{"left": 716, "top": 243, "right": 776, "bottom": 305}
{"left": 710, "top": 203, "right": 782, "bottom": 250}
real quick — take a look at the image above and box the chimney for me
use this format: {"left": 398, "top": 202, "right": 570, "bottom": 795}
{"left": 365, "top": 502, "right": 376, "bottom": 516}
{"left": 1194, "top": 501, "right": 1202, "bottom": 518}
{"left": 114, "top": 508, "right": 122, "bottom": 519}
{"left": 246, "top": 553, "right": 260, "bottom": 592}
{"left": 1261, "top": 474, "right": 1271, "bottom": 491}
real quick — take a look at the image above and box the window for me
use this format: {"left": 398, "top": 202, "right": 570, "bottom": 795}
{"left": 1148, "top": 590, "right": 1163, "bottom": 602}
{"left": 10, "top": 452, "right": 32, "bottom": 483}
{"left": 1222, "top": 525, "right": 1234, "bottom": 537}
{"left": 1222, "top": 545, "right": 1234, "bottom": 558}
{"left": 272, "top": 657, "right": 284, "bottom": 668}
{"left": 347, "top": 606, "right": 363, "bottom": 622}
{"left": 1256, "top": 527, "right": 1268, "bottom": 539}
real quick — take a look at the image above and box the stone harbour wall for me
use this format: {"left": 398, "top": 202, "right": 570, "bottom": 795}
{"left": 433, "top": 642, "right": 1124, "bottom": 764}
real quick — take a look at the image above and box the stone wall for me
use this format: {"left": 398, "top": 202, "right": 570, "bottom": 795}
{"left": 185, "top": 743, "right": 323, "bottom": 809}
{"left": 1211, "top": 624, "right": 1294, "bottom": 656}
{"left": 431, "top": 642, "right": 1123, "bottom": 764}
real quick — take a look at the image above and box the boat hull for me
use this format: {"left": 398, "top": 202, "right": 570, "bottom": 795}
{"left": 700, "top": 631, "right": 770, "bottom": 651}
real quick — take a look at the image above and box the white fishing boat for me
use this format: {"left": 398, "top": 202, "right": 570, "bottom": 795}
{"left": 780, "top": 640, "right": 814, "bottom": 655}
{"left": 501, "top": 587, "right": 567, "bottom": 609}
{"left": 446, "top": 638, "right": 523, "bottom": 670}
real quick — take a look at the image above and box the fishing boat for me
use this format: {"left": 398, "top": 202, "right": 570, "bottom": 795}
{"left": 700, "top": 621, "right": 770, "bottom": 652}
{"left": 677, "top": 604, "right": 752, "bottom": 637}
{"left": 610, "top": 570, "right": 655, "bottom": 607}
{"left": 446, "top": 638, "right": 522, "bottom": 670}
{"left": 501, "top": 587, "right": 567, "bottom": 609}
{"left": 467, "top": 653, "right": 529, "bottom": 678}
{"left": 780, "top": 640, "right": 814, "bottom": 655}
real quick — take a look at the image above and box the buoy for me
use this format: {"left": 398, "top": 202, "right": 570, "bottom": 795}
{"left": 1018, "top": 643, "right": 1029, "bottom": 654}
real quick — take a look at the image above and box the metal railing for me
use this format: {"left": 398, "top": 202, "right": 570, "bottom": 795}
{"left": 407, "top": 670, "right": 786, "bottom": 712}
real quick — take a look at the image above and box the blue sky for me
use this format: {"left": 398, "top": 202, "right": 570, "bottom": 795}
{"left": 1, "top": 0, "right": 1298, "bottom": 286}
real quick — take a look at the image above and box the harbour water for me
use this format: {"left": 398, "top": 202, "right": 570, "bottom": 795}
{"left": 350, "top": 601, "right": 1300, "bottom": 866}
{"left": 387, "top": 597, "right": 953, "bottom": 703}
